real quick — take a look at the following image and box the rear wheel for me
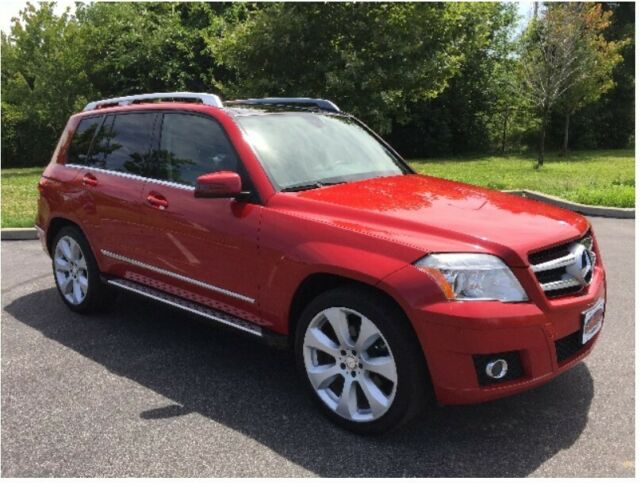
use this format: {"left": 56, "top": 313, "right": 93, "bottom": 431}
{"left": 295, "top": 286, "right": 429, "bottom": 434}
{"left": 52, "top": 226, "right": 117, "bottom": 313}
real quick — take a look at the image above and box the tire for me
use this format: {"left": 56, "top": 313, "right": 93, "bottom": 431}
{"left": 295, "top": 285, "right": 430, "bottom": 435}
{"left": 51, "top": 225, "right": 117, "bottom": 313}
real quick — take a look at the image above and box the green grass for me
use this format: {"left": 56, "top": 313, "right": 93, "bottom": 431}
{"left": 409, "top": 149, "right": 635, "bottom": 208}
{"left": 1, "top": 167, "right": 42, "bottom": 228}
{"left": 0, "top": 149, "right": 635, "bottom": 228}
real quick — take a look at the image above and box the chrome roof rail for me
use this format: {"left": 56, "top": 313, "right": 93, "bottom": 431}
{"left": 225, "top": 97, "right": 341, "bottom": 113}
{"left": 83, "top": 92, "right": 223, "bottom": 111}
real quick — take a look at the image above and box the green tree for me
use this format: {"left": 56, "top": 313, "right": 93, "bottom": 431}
{"left": 213, "top": 2, "right": 469, "bottom": 134}
{"left": 555, "top": 3, "right": 626, "bottom": 155}
{"left": 519, "top": 3, "right": 627, "bottom": 167}
{"left": 1, "top": 2, "right": 91, "bottom": 166}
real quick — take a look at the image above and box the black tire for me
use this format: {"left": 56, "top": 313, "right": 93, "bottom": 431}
{"left": 51, "top": 225, "right": 117, "bottom": 314}
{"left": 294, "top": 285, "right": 431, "bottom": 435}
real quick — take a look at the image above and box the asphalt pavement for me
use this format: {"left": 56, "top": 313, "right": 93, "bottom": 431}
{"left": 1, "top": 217, "right": 635, "bottom": 477}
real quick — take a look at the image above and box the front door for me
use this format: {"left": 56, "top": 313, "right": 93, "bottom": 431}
{"left": 134, "top": 111, "right": 264, "bottom": 320}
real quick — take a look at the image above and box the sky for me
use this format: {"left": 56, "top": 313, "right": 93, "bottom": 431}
{"left": 0, "top": 0, "right": 535, "bottom": 35}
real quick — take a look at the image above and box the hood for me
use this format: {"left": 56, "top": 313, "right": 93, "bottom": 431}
{"left": 272, "top": 174, "right": 589, "bottom": 267}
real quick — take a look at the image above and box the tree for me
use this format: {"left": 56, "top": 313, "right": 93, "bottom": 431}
{"left": 212, "top": 2, "right": 469, "bottom": 135}
{"left": 519, "top": 3, "right": 610, "bottom": 167}
{"left": 1, "top": 2, "right": 91, "bottom": 166}
{"left": 387, "top": 2, "right": 520, "bottom": 156}
{"left": 555, "top": 3, "right": 626, "bottom": 155}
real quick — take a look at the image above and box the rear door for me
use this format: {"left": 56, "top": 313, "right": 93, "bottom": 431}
{"left": 135, "top": 111, "right": 264, "bottom": 319}
{"left": 78, "top": 111, "right": 159, "bottom": 273}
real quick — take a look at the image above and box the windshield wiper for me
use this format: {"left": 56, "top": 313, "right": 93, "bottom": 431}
{"left": 280, "top": 179, "right": 349, "bottom": 193}
{"left": 280, "top": 182, "right": 324, "bottom": 192}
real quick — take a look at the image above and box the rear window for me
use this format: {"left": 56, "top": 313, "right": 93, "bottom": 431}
{"left": 67, "top": 117, "right": 101, "bottom": 164}
{"left": 87, "top": 112, "right": 156, "bottom": 174}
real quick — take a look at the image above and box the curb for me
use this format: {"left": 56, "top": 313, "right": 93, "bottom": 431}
{"left": 503, "top": 190, "right": 635, "bottom": 219}
{"left": 1, "top": 228, "right": 38, "bottom": 240}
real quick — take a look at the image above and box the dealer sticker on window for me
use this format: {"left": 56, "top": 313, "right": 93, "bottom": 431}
{"left": 582, "top": 298, "right": 605, "bottom": 345}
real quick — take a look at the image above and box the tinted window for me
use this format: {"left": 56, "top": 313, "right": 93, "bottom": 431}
{"left": 67, "top": 117, "right": 101, "bottom": 164}
{"left": 159, "top": 113, "right": 238, "bottom": 186}
{"left": 87, "top": 113, "right": 156, "bottom": 175}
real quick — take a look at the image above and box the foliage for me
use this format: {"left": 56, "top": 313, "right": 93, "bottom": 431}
{"left": 0, "top": 1, "right": 635, "bottom": 168}
{"left": 1, "top": 3, "right": 91, "bottom": 166}
{"left": 213, "top": 2, "right": 470, "bottom": 134}
{"left": 388, "top": 2, "right": 522, "bottom": 156}
{"left": 518, "top": 3, "right": 626, "bottom": 166}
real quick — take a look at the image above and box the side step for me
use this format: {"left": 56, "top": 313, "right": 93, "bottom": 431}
{"left": 107, "top": 278, "right": 263, "bottom": 337}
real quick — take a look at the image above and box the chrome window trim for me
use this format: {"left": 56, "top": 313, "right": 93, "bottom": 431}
{"left": 101, "top": 249, "right": 255, "bottom": 304}
{"left": 66, "top": 164, "right": 194, "bottom": 191}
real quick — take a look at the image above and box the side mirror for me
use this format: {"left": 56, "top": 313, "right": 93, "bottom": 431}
{"left": 195, "top": 171, "right": 242, "bottom": 199}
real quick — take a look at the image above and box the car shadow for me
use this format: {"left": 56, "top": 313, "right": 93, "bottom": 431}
{"left": 4, "top": 287, "right": 594, "bottom": 477}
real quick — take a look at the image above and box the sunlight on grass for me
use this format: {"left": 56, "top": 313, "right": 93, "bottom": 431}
{"left": 410, "top": 149, "right": 635, "bottom": 208}
{"left": 1, "top": 167, "right": 42, "bottom": 228}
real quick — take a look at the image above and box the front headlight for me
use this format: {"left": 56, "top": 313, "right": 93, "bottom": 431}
{"left": 414, "top": 253, "right": 528, "bottom": 302}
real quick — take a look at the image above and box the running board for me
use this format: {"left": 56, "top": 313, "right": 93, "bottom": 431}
{"left": 107, "top": 278, "right": 263, "bottom": 337}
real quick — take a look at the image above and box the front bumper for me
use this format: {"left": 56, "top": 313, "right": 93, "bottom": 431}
{"left": 386, "top": 265, "right": 606, "bottom": 405}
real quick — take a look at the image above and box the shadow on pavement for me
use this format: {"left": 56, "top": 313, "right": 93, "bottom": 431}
{"left": 4, "top": 287, "right": 594, "bottom": 477}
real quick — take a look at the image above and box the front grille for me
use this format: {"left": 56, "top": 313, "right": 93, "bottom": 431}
{"left": 473, "top": 351, "right": 524, "bottom": 386}
{"left": 555, "top": 330, "right": 588, "bottom": 364}
{"left": 529, "top": 232, "right": 595, "bottom": 299}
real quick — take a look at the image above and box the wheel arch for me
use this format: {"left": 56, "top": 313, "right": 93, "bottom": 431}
{"left": 288, "top": 272, "right": 414, "bottom": 343}
{"left": 46, "top": 217, "right": 89, "bottom": 255}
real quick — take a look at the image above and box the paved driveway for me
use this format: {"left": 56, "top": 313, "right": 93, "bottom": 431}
{"left": 1, "top": 217, "right": 634, "bottom": 477}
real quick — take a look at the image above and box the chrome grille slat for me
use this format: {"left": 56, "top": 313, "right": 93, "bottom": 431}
{"left": 531, "top": 253, "right": 577, "bottom": 273}
{"left": 529, "top": 233, "right": 595, "bottom": 298}
{"left": 540, "top": 277, "right": 582, "bottom": 292}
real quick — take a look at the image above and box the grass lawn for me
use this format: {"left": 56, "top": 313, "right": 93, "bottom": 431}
{"left": 410, "top": 149, "right": 635, "bottom": 208}
{"left": 0, "top": 149, "right": 635, "bottom": 228}
{"left": 1, "top": 167, "right": 42, "bottom": 228}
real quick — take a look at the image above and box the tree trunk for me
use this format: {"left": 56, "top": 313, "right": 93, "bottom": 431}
{"left": 561, "top": 112, "right": 570, "bottom": 156}
{"left": 536, "top": 112, "right": 547, "bottom": 169}
{"left": 501, "top": 108, "right": 510, "bottom": 154}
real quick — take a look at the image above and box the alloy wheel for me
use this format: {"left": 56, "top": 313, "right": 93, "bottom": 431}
{"left": 303, "top": 307, "right": 398, "bottom": 422}
{"left": 54, "top": 236, "right": 89, "bottom": 305}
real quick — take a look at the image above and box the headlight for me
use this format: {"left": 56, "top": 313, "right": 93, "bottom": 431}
{"left": 414, "top": 253, "right": 528, "bottom": 302}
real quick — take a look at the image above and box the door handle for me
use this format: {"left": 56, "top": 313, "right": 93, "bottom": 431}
{"left": 82, "top": 173, "right": 98, "bottom": 187}
{"left": 146, "top": 192, "right": 169, "bottom": 210}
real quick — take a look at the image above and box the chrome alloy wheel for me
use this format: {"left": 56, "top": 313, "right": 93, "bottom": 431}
{"left": 303, "top": 307, "right": 398, "bottom": 422}
{"left": 54, "top": 236, "right": 88, "bottom": 305}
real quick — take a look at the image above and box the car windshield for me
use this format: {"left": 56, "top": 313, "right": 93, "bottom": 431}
{"left": 235, "top": 113, "right": 407, "bottom": 191}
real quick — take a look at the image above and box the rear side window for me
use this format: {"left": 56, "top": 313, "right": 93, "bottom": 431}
{"left": 67, "top": 117, "right": 101, "bottom": 164}
{"left": 87, "top": 112, "right": 156, "bottom": 175}
{"left": 159, "top": 113, "right": 239, "bottom": 186}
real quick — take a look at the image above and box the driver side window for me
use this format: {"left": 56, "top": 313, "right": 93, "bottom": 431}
{"left": 158, "top": 113, "right": 239, "bottom": 186}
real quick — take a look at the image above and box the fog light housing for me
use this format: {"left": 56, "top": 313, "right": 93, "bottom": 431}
{"left": 473, "top": 351, "right": 524, "bottom": 386}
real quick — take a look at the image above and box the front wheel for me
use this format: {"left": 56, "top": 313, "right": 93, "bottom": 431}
{"left": 295, "top": 286, "right": 430, "bottom": 434}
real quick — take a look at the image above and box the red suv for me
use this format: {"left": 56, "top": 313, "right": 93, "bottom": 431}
{"left": 36, "top": 92, "right": 606, "bottom": 434}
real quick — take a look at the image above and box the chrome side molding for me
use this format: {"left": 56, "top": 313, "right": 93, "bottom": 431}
{"left": 100, "top": 249, "right": 255, "bottom": 304}
{"left": 107, "top": 278, "right": 263, "bottom": 337}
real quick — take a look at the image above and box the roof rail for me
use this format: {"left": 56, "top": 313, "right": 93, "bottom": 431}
{"left": 225, "top": 97, "right": 340, "bottom": 113}
{"left": 83, "top": 92, "right": 223, "bottom": 112}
